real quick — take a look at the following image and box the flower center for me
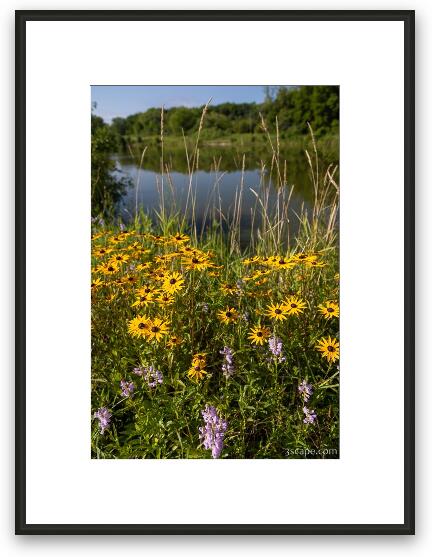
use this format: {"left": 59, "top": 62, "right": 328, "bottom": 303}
{"left": 275, "top": 309, "right": 282, "bottom": 315}
{"left": 169, "top": 278, "right": 176, "bottom": 284}
{"left": 191, "top": 258, "right": 199, "bottom": 264}
{"left": 151, "top": 326, "right": 160, "bottom": 333}
{"left": 107, "top": 266, "right": 115, "bottom": 272}
{"left": 327, "top": 307, "right": 334, "bottom": 312}
{"left": 291, "top": 303, "right": 297, "bottom": 308}
{"left": 226, "top": 311, "right": 232, "bottom": 318}
{"left": 279, "top": 259, "right": 286, "bottom": 265}
{"left": 327, "top": 345, "right": 335, "bottom": 352}
{"left": 257, "top": 332, "right": 263, "bottom": 337}
{"left": 138, "top": 323, "right": 146, "bottom": 329}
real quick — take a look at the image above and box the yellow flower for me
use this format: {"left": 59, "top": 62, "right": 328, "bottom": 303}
{"left": 147, "top": 317, "right": 170, "bottom": 342}
{"left": 306, "top": 259, "right": 326, "bottom": 268}
{"left": 192, "top": 352, "right": 207, "bottom": 366}
{"left": 243, "top": 256, "right": 260, "bottom": 265}
{"left": 281, "top": 296, "right": 307, "bottom": 316}
{"left": 251, "top": 269, "right": 271, "bottom": 280}
{"left": 217, "top": 307, "right": 238, "bottom": 324}
{"left": 138, "top": 284, "right": 159, "bottom": 295}
{"left": 131, "top": 291, "right": 155, "bottom": 307}
{"left": 167, "top": 335, "right": 182, "bottom": 348}
{"left": 128, "top": 315, "right": 150, "bottom": 338}
{"left": 108, "top": 253, "right": 130, "bottom": 265}
{"left": 187, "top": 363, "right": 207, "bottom": 381}
{"left": 183, "top": 254, "right": 212, "bottom": 271}
{"left": 316, "top": 336, "right": 340, "bottom": 363}
{"left": 248, "top": 325, "right": 271, "bottom": 345}
{"left": 98, "top": 262, "right": 120, "bottom": 276}
{"left": 264, "top": 303, "right": 288, "bottom": 321}
{"left": 122, "top": 274, "right": 137, "bottom": 287}
{"left": 162, "top": 271, "right": 185, "bottom": 294}
{"left": 171, "top": 232, "right": 190, "bottom": 244}
{"left": 318, "top": 301, "right": 339, "bottom": 319}
{"left": 293, "top": 252, "right": 317, "bottom": 263}
{"left": 91, "top": 277, "right": 103, "bottom": 290}
{"left": 92, "top": 246, "right": 113, "bottom": 258}
{"left": 156, "top": 292, "right": 175, "bottom": 305}
{"left": 220, "top": 283, "right": 237, "bottom": 295}
{"left": 270, "top": 256, "right": 295, "bottom": 270}
{"left": 153, "top": 268, "right": 169, "bottom": 282}
{"left": 136, "top": 263, "right": 152, "bottom": 272}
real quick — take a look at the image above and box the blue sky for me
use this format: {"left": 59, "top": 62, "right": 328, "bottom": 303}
{"left": 91, "top": 85, "right": 273, "bottom": 123}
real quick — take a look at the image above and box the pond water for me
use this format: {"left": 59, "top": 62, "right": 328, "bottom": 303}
{"left": 113, "top": 144, "right": 337, "bottom": 247}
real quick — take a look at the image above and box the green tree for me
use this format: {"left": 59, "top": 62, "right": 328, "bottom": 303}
{"left": 91, "top": 114, "right": 130, "bottom": 219}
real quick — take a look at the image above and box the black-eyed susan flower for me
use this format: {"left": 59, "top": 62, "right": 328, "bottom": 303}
{"left": 156, "top": 292, "right": 175, "bottom": 305}
{"left": 282, "top": 295, "right": 307, "bottom": 316}
{"left": 147, "top": 317, "right": 170, "bottom": 342}
{"left": 131, "top": 291, "right": 155, "bottom": 308}
{"left": 108, "top": 253, "right": 130, "bottom": 265}
{"left": 316, "top": 336, "right": 340, "bottom": 363}
{"left": 183, "top": 255, "right": 212, "bottom": 271}
{"left": 122, "top": 274, "right": 137, "bottom": 286}
{"left": 187, "top": 362, "right": 207, "bottom": 381}
{"left": 192, "top": 352, "right": 207, "bottom": 366}
{"left": 220, "top": 283, "right": 237, "bottom": 295}
{"left": 242, "top": 256, "right": 260, "bottom": 265}
{"left": 136, "top": 262, "right": 152, "bottom": 271}
{"left": 217, "top": 307, "right": 238, "bottom": 324}
{"left": 128, "top": 315, "right": 150, "bottom": 338}
{"left": 138, "top": 284, "right": 159, "bottom": 295}
{"left": 293, "top": 252, "right": 317, "bottom": 263}
{"left": 98, "top": 262, "right": 120, "bottom": 276}
{"left": 264, "top": 303, "right": 288, "bottom": 321}
{"left": 91, "top": 277, "right": 103, "bottom": 290}
{"left": 171, "top": 232, "right": 190, "bottom": 244}
{"left": 272, "top": 256, "right": 295, "bottom": 270}
{"left": 251, "top": 269, "right": 271, "bottom": 280}
{"left": 248, "top": 325, "right": 271, "bottom": 345}
{"left": 162, "top": 271, "right": 185, "bottom": 294}
{"left": 306, "top": 259, "right": 326, "bottom": 268}
{"left": 92, "top": 246, "right": 113, "bottom": 258}
{"left": 318, "top": 301, "right": 339, "bottom": 319}
{"left": 167, "top": 335, "right": 182, "bottom": 348}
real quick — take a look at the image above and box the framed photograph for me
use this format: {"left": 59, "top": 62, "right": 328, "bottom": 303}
{"left": 15, "top": 10, "right": 414, "bottom": 534}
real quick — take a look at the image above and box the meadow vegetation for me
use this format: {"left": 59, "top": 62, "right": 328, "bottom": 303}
{"left": 91, "top": 100, "right": 340, "bottom": 459}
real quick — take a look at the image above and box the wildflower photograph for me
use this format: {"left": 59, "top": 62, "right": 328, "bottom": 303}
{"left": 91, "top": 85, "right": 340, "bottom": 459}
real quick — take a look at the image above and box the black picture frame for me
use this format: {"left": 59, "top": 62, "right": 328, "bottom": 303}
{"left": 15, "top": 9, "right": 415, "bottom": 535}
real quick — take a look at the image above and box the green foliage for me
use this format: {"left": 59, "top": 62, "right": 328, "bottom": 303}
{"left": 91, "top": 115, "right": 131, "bottom": 218}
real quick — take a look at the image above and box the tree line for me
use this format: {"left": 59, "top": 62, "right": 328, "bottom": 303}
{"left": 108, "top": 85, "right": 339, "bottom": 142}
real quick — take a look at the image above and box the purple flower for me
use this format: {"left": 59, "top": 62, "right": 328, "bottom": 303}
{"left": 303, "top": 406, "right": 317, "bottom": 424}
{"left": 298, "top": 380, "right": 313, "bottom": 402}
{"left": 120, "top": 379, "right": 135, "bottom": 398}
{"left": 134, "top": 365, "right": 163, "bottom": 387}
{"left": 220, "top": 346, "right": 235, "bottom": 377}
{"left": 236, "top": 279, "right": 244, "bottom": 295}
{"left": 268, "top": 335, "right": 286, "bottom": 363}
{"left": 199, "top": 405, "right": 228, "bottom": 459}
{"left": 94, "top": 407, "right": 111, "bottom": 434}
